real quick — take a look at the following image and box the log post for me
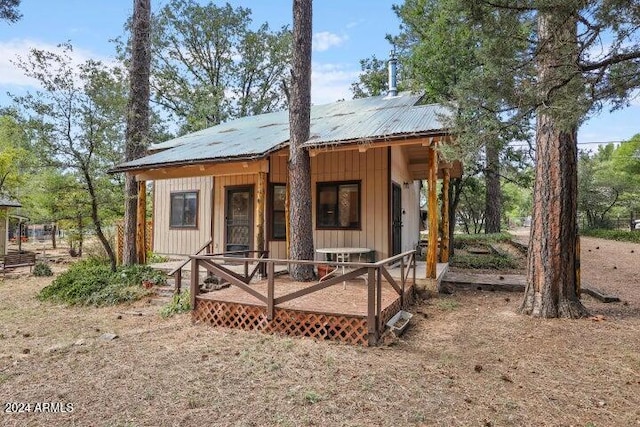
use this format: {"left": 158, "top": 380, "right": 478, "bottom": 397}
{"left": 255, "top": 172, "right": 267, "bottom": 256}
{"left": 440, "top": 167, "right": 451, "bottom": 263}
{"left": 426, "top": 145, "right": 439, "bottom": 279}
{"left": 136, "top": 180, "right": 147, "bottom": 264}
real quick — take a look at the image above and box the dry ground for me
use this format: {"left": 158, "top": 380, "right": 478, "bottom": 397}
{"left": 0, "top": 236, "right": 639, "bottom": 426}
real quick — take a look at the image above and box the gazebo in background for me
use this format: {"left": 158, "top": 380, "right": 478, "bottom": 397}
{"left": 0, "top": 197, "right": 21, "bottom": 256}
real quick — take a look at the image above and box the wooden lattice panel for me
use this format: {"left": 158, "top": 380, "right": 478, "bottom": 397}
{"left": 193, "top": 299, "right": 370, "bottom": 346}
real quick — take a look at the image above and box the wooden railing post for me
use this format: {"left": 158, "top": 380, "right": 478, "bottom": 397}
{"left": 174, "top": 270, "right": 182, "bottom": 294}
{"left": 376, "top": 267, "right": 382, "bottom": 330}
{"left": 400, "top": 256, "right": 405, "bottom": 307}
{"left": 190, "top": 258, "right": 198, "bottom": 310}
{"left": 367, "top": 267, "right": 377, "bottom": 346}
{"left": 244, "top": 251, "right": 249, "bottom": 279}
{"left": 267, "top": 261, "right": 275, "bottom": 320}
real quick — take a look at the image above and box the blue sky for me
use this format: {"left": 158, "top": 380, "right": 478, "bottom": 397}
{"left": 0, "top": 0, "right": 638, "bottom": 147}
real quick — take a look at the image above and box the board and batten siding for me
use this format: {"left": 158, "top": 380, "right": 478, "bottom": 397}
{"left": 0, "top": 208, "right": 7, "bottom": 256}
{"left": 153, "top": 177, "right": 213, "bottom": 256}
{"left": 391, "top": 146, "right": 421, "bottom": 254}
{"left": 268, "top": 147, "right": 390, "bottom": 261}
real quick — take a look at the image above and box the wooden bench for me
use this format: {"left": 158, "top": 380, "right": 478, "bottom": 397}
{"left": 1, "top": 252, "right": 37, "bottom": 276}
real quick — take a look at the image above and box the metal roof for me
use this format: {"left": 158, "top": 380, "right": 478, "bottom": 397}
{"left": 0, "top": 197, "right": 21, "bottom": 208}
{"left": 111, "top": 92, "right": 451, "bottom": 173}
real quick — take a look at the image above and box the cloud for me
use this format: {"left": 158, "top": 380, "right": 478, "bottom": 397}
{"left": 311, "top": 62, "right": 359, "bottom": 104}
{"left": 0, "top": 38, "right": 114, "bottom": 88}
{"left": 313, "top": 31, "right": 347, "bottom": 52}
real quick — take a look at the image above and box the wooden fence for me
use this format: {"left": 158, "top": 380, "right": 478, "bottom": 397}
{"left": 115, "top": 221, "right": 153, "bottom": 264}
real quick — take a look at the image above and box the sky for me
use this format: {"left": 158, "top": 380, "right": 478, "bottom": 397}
{"left": 0, "top": 0, "right": 638, "bottom": 148}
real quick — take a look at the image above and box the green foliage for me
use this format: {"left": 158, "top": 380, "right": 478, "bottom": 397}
{"left": 159, "top": 292, "right": 191, "bottom": 318}
{"left": 33, "top": 262, "right": 53, "bottom": 277}
{"left": 453, "top": 232, "right": 513, "bottom": 249}
{"left": 450, "top": 253, "right": 518, "bottom": 270}
{"left": 122, "top": 0, "right": 292, "bottom": 133}
{"left": 0, "top": 115, "right": 32, "bottom": 198}
{"left": 580, "top": 229, "right": 640, "bottom": 243}
{"left": 147, "top": 252, "right": 169, "bottom": 264}
{"left": 38, "top": 260, "right": 162, "bottom": 306}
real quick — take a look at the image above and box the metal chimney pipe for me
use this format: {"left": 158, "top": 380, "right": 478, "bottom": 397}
{"left": 387, "top": 49, "right": 398, "bottom": 97}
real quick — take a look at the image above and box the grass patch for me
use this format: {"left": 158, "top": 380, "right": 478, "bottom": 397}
{"left": 450, "top": 253, "right": 518, "bottom": 270}
{"left": 453, "top": 232, "right": 513, "bottom": 249}
{"left": 159, "top": 291, "right": 191, "bottom": 318}
{"left": 436, "top": 299, "right": 460, "bottom": 311}
{"left": 580, "top": 229, "right": 640, "bottom": 243}
{"left": 38, "top": 259, "right": 165, "bottom": 306}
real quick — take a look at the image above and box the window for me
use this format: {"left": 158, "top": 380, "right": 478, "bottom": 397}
{"left": 270, "top": 184, "right": 286, "bottom": 240}
{"left": 170, "top": 191, "right": 198, "bottom": 228}
{"left": 317, "top": 181, "right": 360, "bottom": 229}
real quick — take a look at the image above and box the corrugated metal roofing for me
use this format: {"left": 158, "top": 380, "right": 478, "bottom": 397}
{"left": 0, "top": 197, "right": 21, "bottom": 208}
{"left": 112, "top": 92, "right": 451, "bottom": 172}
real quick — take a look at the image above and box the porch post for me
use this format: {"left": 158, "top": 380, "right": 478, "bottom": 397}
{"left": 426, "top": 145, "right": 438, "bottom": 279}
{"left": 440, "top": 167, "right": 451, "bottom": 263}
{"left": 255, "top": 171, "right": 267, "bottom": 255}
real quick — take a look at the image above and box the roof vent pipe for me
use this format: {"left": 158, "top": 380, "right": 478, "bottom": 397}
{"left": 387, "top": 49, "right": 398, "bottom": 97}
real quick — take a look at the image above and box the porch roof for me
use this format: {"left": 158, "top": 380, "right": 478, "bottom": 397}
{"left": 0, "top": 197, "right": 21, "bottom": 208}
{"left": 110, "top": 92, "right": 452, "bottom": 173}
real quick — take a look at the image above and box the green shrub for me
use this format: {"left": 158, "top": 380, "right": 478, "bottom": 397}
{"left": 38, "top": 260, "right": 163, "bottom": 306}
{"left": 147, "top": 252, "right": 169, "bottom": 263}
{"left": 450, "top": 253, "right": 518, "bottom": 270}
{"left": 33, "top": 262, "right": 53, "bottom": 277}
{"left": 580, "top": 228, "right": 640, "bottom": 243}
{"left": 159, "top": 292, "right": 191, "bottom": 318}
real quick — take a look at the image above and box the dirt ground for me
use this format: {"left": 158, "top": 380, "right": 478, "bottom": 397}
{"left": 0, "top": 235, "right": 639, "bottom": 426}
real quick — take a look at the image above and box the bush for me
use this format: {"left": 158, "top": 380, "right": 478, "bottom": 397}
{"left": 147, "top": 252, "right": 169, "bottom": 263}
{"left": 450, "top": 253, "right": 518, "bottom": 270}
{"left": 33, "top": 262, "right": 53, "bottom": 277}
{"left": 38, "top": 260, "right": 163, "bottom": 306}
{"left": 159, "top": 292, "right": 191, "bottom": 318}
{"left": 580, "top": 228, "right": 640, "bottom": 243}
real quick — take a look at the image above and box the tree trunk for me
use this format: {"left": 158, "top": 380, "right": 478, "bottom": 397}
{"left": 51, "top": 223, "right": 57, "bottom": 249}
{"left": 448, "top": 177, "right": 463, "bottom": 257}
{"left": 287, "top": 0, "right": 314, "bottom": 281}
{"left": 82, "top": 168, "right": 117, "bottom": 271}
{"left": 484, "top": 141, "right": 501, "bottom": 233}
{"left": 123, "top": 0, "right": 151, "bottom": 266}
{"left": 520, "top": 10, "right": 588, "bottom": 318}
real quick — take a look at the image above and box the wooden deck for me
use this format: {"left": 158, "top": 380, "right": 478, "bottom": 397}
{"left": 188, "top": 251, "right": 418, "bottom": 346}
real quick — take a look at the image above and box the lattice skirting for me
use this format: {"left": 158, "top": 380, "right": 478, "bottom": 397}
{"left": 193, "top": 299, "right": 370, "bottom": 346}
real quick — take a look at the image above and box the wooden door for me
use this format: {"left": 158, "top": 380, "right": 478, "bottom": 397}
{"left": 392, "top": 183, "right": 402, "bottom": 256}
{"left": 225, "top": 186, "right": 253, "bottom": 252}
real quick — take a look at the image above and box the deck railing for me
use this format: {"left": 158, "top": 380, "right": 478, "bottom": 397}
{"left": 189, "top": 250, "right": 416, "bottom": 345}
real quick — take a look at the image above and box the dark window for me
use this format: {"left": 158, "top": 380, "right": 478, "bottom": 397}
{"left": 271, "top": 184, "right": 286, "bottom": 240}
{"left": 317, "top": 181, "right": 360, "bottom": 229}
{"left": 170, "top": 191, "right": 198, "bottom": 228}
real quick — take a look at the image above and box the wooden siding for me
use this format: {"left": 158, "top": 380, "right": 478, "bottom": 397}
{"left": 212, "top": 174, "right": 257, "bottom": 254}
{"left": 153, "top": 177, "right": 213, "bottom": 256}
{"left": 268, "top": 148, "right": 390, "bottom": 260}
{"left": 391, "top": 146, "right": 421, "bottom": 253}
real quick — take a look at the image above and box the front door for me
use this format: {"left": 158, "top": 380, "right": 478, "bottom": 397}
{"left": 392, "top": 183, "right": 402, "bottom": 256}
{"left": 225, "top": 186, "right": 253, "bottom": 252}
